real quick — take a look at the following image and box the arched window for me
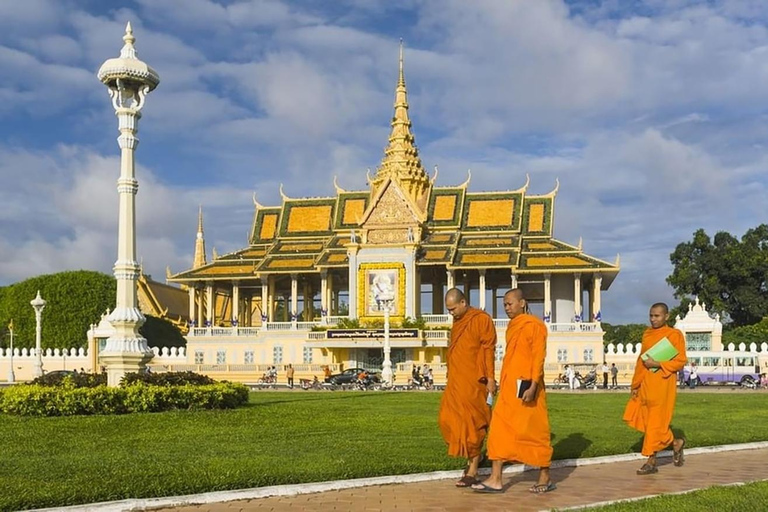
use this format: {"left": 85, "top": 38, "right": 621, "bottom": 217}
{"left": 557, "top": 348, "right": 568, "bottom": 363}
{"left": 583, "top": 348, "right": 594, "bottom": 362}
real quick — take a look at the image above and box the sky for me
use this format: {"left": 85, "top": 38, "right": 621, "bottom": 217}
{"left": 0, "top": 0, "right": 767, "bottom": 324}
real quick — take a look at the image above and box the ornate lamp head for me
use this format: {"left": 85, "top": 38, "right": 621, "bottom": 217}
{"left": 97, "top": 22, "right": 160, "bottom": 110}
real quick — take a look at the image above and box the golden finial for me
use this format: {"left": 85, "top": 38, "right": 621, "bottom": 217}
{"left": 578, "top": 237, "right": 583, "bottom": 251}
{"left": 166, "top": 266, "right": 172, "bottom": 280}
{"left": 197, "top": 205, "right": 204, "bottom": 235}
{"left": 398, "top": 38, "right": 405, "bottom": 87}
{"left": 431, "top": 165, "right": 439, "bottom": 184}
{"left": 615, "top": 253, "right": 621, "bottom": 266}
{"left": 279, "top": 183, "right": 291, "bottom": 202}
{"left": 252, "top": 192, "right": 264, "bottom": 209}
{"left": 212, "top": 247, "right": 219, "bottom": 260}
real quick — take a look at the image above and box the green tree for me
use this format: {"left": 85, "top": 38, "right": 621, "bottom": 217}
{"left": 722, "top": 318, "right": 768, "bottom": 348}
{"left": 667, "top": 225, "right": 768, "bottom": 327}
{"left": 601, "top": 323, "right": 647, "bottom": 347}
{"left": 0, "top": 271, "right": 185, "bottom": 350}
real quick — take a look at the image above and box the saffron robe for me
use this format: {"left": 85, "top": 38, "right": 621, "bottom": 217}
{"left": 623, "top": 325, "right": 687, "bottom": 456}
{"left": 487, "top": 314, "right": 553, "bottom": 467}
{"left": 438, "top": 307, "right": 497, "bottom": 458}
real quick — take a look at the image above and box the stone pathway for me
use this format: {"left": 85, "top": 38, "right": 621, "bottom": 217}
{"left": 157, "top": 447, "right": 768, "bottom": 512}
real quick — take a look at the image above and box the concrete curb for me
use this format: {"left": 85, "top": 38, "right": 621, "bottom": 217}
{"left": 30, "top": 441, "right": 768, "bottom": 512}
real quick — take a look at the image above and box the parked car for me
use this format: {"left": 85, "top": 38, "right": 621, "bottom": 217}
{"left": 325, "top": 368, "right": 381, "bottom": 385}
{"left": 45, "top": 370, "right": 76, "bottom": 377}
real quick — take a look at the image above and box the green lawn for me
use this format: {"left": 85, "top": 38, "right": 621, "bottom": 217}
{"left": 583, "top": 480, "right": 768, "bottom": 511}
{"left": 2, "top": 392, "right": 768, "bottom": 511}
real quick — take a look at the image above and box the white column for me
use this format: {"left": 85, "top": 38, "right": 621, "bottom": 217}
{"left": 188, "top": 286, "right": 196, "bottom": 325}
{"left": 261, "top": 279, "right": 269, "bottom": 324}
{"left": 446, "top": 269, "right": 455, "bottom": 290}
{"left": 347, "top": 245, "right": 359, "bottom": 319}
{"left": 593, "top": 274, "right": 603, "bottom": 322}
{"left": 31, "top": 291, "right": 45, "bottom": 378}
{"left": 206, "top": 282, "right": 214, "bottom": 326}
{"left": 510, "top": 270, "right": 518, "bottom": 290}
{"left": 382, "top": 302, "right": 393, "bottom": 385}
{"left": 544, "top": 273, "right": 552, "bottom": 322}
{"left": 574, "top": 273, "right": 582, "bottom": 322}
{"left": 479, "top": 269, "right": 487, "bottom": 311}
{"left": 197, "top": 285, "right": 204, "bottom": 327}
{"left": 267, "top": 275, "right": 275, "bottom": 322}
{"left": 232, "top": 281, "right": 240, "bottom": 326}
{"left": 291, "top": 273, "right": 298, "bottom": 326}
{"left": 321, "top": 270, "right": 328, "bottom": 321}
{"left": 98, "top": 24, "right": 159, "bottom": 386}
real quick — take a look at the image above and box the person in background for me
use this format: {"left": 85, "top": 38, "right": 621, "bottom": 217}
{"left": 286, "top": 364, "right": 295, "bottom": 389}
{"left": 602, "top": 362, "right": 610, "bottom": 389}
{"left": 611, "top": 363, "right": 619, "bottom": 388}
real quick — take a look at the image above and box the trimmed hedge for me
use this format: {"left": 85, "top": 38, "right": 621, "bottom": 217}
{"left": 28, "top": 372, "right": 107, "bottom": 388}
{"left": 0, "top": 382, "right": 249, "bottom": 416}
{"left": 121, "top": 371, "right": 215, "bottom": 387}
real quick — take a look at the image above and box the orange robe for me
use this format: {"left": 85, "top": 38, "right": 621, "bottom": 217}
{"left": 623, "top": 325, "right": 687, "bottom": 456}
{"left": 487, "top": 314, "right": 553, "bottom": 467}
{"left": 438, "top": 307, "right": 496, "bottom": 458}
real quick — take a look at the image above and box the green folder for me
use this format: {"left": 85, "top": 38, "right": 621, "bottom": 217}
{"left": 641, "top": 337, "right": 679, "bottom": 372}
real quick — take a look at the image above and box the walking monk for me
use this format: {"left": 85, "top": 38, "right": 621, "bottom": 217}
{"left": 438, "top": 288, "right": 497, "bottom": 488}
{"left": 472, "top": 289, "right": 555, "bottom": 494}
{"left": 623, "top": 302, "right": 687, "bottom": 475}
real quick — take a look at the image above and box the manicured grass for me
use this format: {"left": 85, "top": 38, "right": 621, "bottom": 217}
{"left": 584, "top": 480, "right": 768, "bottom": 511}
{"left": 2, "top": 391, "right": 768, "bottom": 511}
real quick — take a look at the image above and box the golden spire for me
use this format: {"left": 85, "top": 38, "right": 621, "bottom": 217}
{"left": 371, "top": 40, "right": 430, "bottom": 210}
{"left": 193, "top": 205, "right": 207, "bottom": 269}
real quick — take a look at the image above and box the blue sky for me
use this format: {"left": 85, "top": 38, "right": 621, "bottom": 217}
{"left": 1, "top": 0, "right": 767, "bottom": 323}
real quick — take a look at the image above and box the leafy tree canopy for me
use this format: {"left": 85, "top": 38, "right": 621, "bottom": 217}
{"left": 667, "top": 225, "right": 768, "bottom": 327}
{"left": 601, "top": 323, "right": 647, "bottom": 347}
{"left": 722, "top": 317, "right": 768, "bottom": 348}
{"left": 0, "top": 270, "right": 185, "bottom": 350}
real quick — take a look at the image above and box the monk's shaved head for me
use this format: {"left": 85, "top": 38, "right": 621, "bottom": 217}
{"left": 445, "top": 288, "right": 466, "bottom": 304}
{"left": 503, "top": 288, "right": 527, "bottom": 319}
{"left": 445, "top": 287, "right": 469, "bottom": 320}
{"left": 650, "top": 302, "right": 669, "bottom": 314}
{"left": 649, "top": 302, "right": 670, "bottom": 329}
{"left": 504, "top": 288, "right": 525, "bottom": 301}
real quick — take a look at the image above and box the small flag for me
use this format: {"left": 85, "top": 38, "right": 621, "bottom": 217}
{"left": 595, "top": 310, "right": 602, "bottom": 322}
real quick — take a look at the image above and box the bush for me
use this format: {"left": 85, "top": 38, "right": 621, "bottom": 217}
{"left": 28, "top": 372, "right": 106, "bottom": 388}
{"left": 120, "top": 371, "right": 215, "bottom": 387}
{"left": 0, "top": 382, "right": 248, "bottom": 416}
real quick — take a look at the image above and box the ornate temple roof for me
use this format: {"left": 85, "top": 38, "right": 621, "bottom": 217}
{"left": 168, "top": 46, "right": 619, "bottom": 286}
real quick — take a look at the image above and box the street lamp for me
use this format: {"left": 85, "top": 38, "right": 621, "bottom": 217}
{"left": 97, "top": 22, "right": 159, "bottom": 386}
{"left": 30, "top": 291, "right": 46, "bottom": 378}
{"left": 381, "top": 299, "right": 395, "bottom": 386}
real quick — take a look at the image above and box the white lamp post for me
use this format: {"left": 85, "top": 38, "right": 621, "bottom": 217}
{"left": 7, "top": 321, "right": 15, "bottom": 383}
{"left": 381, "top": 300, "right": 394, "bottom": 386}
{"left": 30, "top": 291, "right": 46, "bottom": 378}
{"left": 97, "top": 22, "right": 159, "bottom": 386}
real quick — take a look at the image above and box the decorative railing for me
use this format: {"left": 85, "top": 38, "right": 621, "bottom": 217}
{"left": 264, "top": 322, "right": 295, "bottom": 331}
{"left": 422, "top": 314, "right": 452, "bottom": 325}
{"left": 324, "top": 316, "right": 346, "bottom": 326}
{"left": 423, "top": 330, "right": 449, "bottom": 340}
{"left": 547, "top": 322, "right": 602, "bottom": 333}
{"left": 307, "top": 332, "right": 326, "bottom": 340}
{"left": 493, "top": 319, "right": 509, "bottom": 329}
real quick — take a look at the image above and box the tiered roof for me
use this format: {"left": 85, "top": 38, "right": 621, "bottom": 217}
{"left": 168, "top": 45, "right": 619, "bottom": 285}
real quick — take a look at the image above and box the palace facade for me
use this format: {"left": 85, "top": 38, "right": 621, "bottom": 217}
{"left": 165, "top": 47, "right": 620, "bottom": 382}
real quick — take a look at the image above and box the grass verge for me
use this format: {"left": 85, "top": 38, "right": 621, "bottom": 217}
{"left": 2, "top": 391, "right": 767, "bottom": 510}
{"left": 583, "top": 480, "right": 768, "bottom": 511}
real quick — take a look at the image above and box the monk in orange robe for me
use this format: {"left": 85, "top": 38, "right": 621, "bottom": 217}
{"left": 623, "top": 302, "right": 687, "bottom": 475}
{"left": 438, "top": 288, "right": 497, "bottom": 487}
{"left": 472, "top": 289, "right": 555, "bottom": 494}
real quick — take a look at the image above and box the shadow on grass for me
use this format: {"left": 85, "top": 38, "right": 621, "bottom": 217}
{"left": 248, "top": 392, "right": 397, "bottom": 407}
{"left": 551, "top": 432, "right": 593, "bottom": 483}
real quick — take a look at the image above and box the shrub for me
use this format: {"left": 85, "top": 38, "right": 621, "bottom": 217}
{"left": 120, "top": 371, "right": 215, "bottom": 387}
{"left": 28, "top": 372, "right": 106, "bottom": 388}
{"left": 401, "top": 316, "right": 427, "bottom": 330}
{"left": 0, "top": 382, "right": 248, "bottom": 416}
{"left": 336, "top": 317, "right": 361, "bottom": 329}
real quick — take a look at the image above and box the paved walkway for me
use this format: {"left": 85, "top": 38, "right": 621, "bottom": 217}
{"left": 158, "top": 447, "right": 768, "bottom": 512}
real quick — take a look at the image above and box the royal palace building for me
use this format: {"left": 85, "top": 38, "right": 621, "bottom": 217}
{"left": 165, "top": 47, "right": 620, "bottom": 382}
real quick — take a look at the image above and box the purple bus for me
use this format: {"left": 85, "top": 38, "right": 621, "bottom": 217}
{"left": 683, "top": 351, "right": 760, "bottom": 388}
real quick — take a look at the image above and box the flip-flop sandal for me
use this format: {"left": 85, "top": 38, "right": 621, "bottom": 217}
{"left": 529, "top": 482, "right": 557, "bottom": 494}
{"left": 471, "top": 483, "right": 504, "bottom": 494}
{"left": 636, "top": 463, "right": 658, "bottom": 475}
{"left": 455, "top": 474, "right": 479, "bottom": 488}
{"left": 673, "top": 439, "right": 686, "bottom": 467}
